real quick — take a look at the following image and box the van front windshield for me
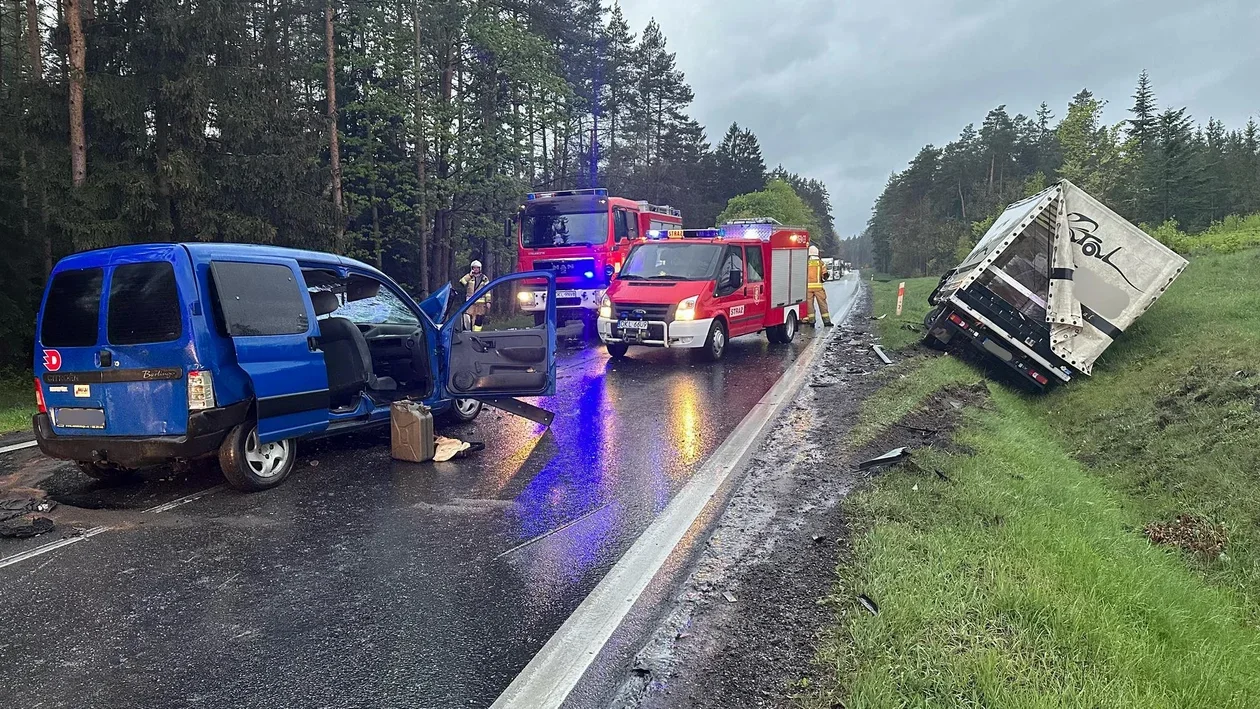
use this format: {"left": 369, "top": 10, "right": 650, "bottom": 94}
{"left": 619, "top": 243, "right": 724, "bottom": 282}
{"left": 522, "top": 210, "right": 609, "bottom": 247}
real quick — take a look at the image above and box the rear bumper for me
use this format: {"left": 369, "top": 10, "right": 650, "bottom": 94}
{"left": 33, "top": 400, "right": 251, "bottom": 468}
{"left": 598, "top": 317, "right": 713, "bottom": 348}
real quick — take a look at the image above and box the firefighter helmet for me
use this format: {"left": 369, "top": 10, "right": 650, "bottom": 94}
{"left": 809, "top": 245, "right": 820, "bottom": 257}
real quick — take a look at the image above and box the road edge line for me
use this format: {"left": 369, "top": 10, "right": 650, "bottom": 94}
{"left": 490, "top": 278, "right": 860, "bottom": 708}
{"left": 0, "top": 440, "right": 38, "bottom": 455}
{"left": 0, "top": 526, "right": 111, "bottom": 569}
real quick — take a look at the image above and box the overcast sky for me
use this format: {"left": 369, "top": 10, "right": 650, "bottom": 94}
{"left": 616, "top": 0, "right": 1260, "bottom": 235}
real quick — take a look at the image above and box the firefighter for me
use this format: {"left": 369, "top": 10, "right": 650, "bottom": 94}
{"left": 804, "top": 245, "right": 832, "bottom": 327}
{"left": 459, "top": 260, "right": 492, "bottom": 331}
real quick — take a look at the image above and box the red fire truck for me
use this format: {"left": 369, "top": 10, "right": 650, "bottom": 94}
{"left": 514, "top": 188, "right": 683, "bottom": 331}
{"left": 597, "top": 219, "right": 811, "bottom": 360}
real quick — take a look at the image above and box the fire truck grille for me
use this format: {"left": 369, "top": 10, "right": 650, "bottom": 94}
{"left": 612, "top": 302, "right": 673, "bottom": 321}
{"left": 535, "top": 258, "right": 597, "bottom": 277}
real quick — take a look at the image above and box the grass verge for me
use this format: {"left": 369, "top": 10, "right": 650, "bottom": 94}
{"left": 0, "top": 370, "right": 35, "bottom": 435}
{"left": 804, "top": 248, "right": 1260, "bottom": 707}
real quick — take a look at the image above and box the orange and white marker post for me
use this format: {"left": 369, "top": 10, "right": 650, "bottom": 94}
{"left": 895, "top": 282, "right": 905, "bottom": 316}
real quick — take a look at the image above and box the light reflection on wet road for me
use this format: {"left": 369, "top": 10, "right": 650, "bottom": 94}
{"left": 0, "top": 277, "right": 860, "bottom": 709}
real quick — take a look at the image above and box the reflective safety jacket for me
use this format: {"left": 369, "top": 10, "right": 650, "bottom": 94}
{"left": 807, "top": 257, "right": 827, "bottom": 289}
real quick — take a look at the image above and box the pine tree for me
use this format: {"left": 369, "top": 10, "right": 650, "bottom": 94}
{"left": 714, "top": 122, "right": 766, "bottom": 200}
{"left": 1128, "top": 70, "right": 1158, "bottom": 148}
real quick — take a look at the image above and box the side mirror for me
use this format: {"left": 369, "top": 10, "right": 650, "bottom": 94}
{"left": 729, "top": 269, "right": 744, "bottom": 290}
{"left": 503, "top": 218, "right": 513, "bottom": 243}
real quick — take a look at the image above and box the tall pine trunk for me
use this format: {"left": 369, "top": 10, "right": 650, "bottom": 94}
{"left": 412, "top": 2, "right": 430, "bottom": 295}
{"left": 324, "top": 0, "right": 344, "bottom": 247}
{"left": 66, "top": 0, "right": 87, "bottom": 189}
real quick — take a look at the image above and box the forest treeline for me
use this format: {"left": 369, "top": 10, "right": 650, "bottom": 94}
{"left": 864, "top": 72, "right": 1260, "bottom": 277}
{"left": 0, "top": 0, "right": 838, "bottom": 369}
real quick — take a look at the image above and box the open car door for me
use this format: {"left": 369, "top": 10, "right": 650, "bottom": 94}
{"left": 210, "top": 259, "right": 330, "bottom": 444}
{"left": 440, "top": 272, "right": 557, "bottom": 424}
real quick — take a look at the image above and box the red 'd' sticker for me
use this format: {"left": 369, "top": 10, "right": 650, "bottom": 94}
{"left": 43, "top": 349, "right": 62, "bottom": 372}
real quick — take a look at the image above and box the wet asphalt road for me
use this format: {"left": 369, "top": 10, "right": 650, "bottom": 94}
{"left": 0, "top": 276, "right": 859, "bottom": 709}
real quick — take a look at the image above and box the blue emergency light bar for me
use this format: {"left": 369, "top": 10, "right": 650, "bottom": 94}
{"left": 645, "top": 228, "right": 726, "bottom": 239}
{"left": 526, "top": 188, "right": 609, "bottom": 200}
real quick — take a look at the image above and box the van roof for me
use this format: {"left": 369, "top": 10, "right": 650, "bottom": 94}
{"left": 52, "top": 242, "right": 387, "bottom": 281}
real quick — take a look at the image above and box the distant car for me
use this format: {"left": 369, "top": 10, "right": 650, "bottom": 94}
{"left": 33, "top": 243, "right": 558, "bottom": 490}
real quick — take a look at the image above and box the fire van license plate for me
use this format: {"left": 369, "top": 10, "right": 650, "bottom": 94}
{"left": 619, "top": 320, "right": 649, "bottom": 331}
{"left": 53, "top": 407, "right": 106, "bottom": 429}
{"left": 556, "top": 290, "right": 579, "bottom": 299}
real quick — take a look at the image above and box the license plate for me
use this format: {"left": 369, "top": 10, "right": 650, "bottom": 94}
{"left": 556, "top": 290, "right": 579, "bottom": 299}
{"left": 619, "top": 320, "right": 649, "bottom": 331}
{"left": 53, "top": 407, "right": 106, "bottom": 429}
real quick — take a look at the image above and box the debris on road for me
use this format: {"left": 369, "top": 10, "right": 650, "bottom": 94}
{"left": 0, "top": 516, "right": 55, "bottom": 539}
{"left": 872, "top": 345, "right": 892, "bottom": 365}
{"left": 390, "top": 401, "right": 436, "bottom": 462}
{"left": 858, "top": 447, "right": 910, "bottom": 470}
{"left": 722, "top": 591, "right": 738, "bottom": 604}
{"left": 434, "top": 436, "right": 485, "bottom": 462}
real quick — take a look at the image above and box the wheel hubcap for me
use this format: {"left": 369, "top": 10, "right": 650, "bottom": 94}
{"left": 714, "top": 328, "right": 726, "bottom": 355}
{"left": 786, "top": 315, "right": 796, "bottom": 339}
{"left": 243, "top": 429, "right": 291, "bottom": 478}
{"left": 456, "top": 398, "right": 480, "bottom": 417}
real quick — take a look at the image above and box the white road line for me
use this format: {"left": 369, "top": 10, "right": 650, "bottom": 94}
{"left": 491, "top": 279, "right": 860, "bottom": 709}
{"left": 0, "top": 440, "right": 38, "bottom": 455}
{"left": 142, "top": 485, "right": 226, "bottom": 514}
{"left": 0, "top": 526, "right": 111, "bottom": 569}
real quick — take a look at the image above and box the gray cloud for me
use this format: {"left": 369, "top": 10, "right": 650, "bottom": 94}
{"left": 617, "top": 0, "right": 1260, "bottom": 235}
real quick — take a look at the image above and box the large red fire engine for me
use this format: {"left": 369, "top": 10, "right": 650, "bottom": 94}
{"left": 514, "top": 188, "right": 683, "bottom": 331}
{"left": 597, "top": 219, "right": 811, "bottom": 360}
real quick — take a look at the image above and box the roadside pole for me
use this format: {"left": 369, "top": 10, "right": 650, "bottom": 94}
{"left": 896, "top": 281, "right": 905, "bottom": 316}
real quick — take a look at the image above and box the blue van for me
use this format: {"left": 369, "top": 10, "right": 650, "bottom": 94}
{"left": 32, "top": 243, "right": 557, "bottom": 491}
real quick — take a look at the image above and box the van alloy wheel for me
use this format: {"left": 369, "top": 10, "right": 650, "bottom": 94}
{"left": 784, "top": 311, "right": 797, "bottom": 342}
{"left": 219, "top": 422, "right": 298, "bottom": 492}
{"left": 243, "top": 429, "right": 292, "bottom": 479}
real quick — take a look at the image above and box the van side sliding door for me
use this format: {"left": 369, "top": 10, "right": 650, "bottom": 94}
{"left": 211, "top": 259, "right": 331, "bottom": 443}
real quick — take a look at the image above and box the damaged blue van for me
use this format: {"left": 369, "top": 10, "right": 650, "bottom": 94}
{"left": 33, "top": 243, "right": 557, "bottom": 491}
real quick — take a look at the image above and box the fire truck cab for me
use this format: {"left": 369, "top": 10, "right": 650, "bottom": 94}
{"left": 597, "top": 219, "right": 811, "bottom": 361}
{"left": 514, "top": 189, "right": 683, "bottom": 332}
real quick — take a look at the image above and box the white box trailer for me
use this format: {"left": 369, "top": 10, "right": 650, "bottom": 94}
{"left": 924, "top": 179, "right": 1187, "bottom": 390}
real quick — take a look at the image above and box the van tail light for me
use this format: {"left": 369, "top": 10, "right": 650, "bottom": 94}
{"left": 34, "top": 378, "right": 47, "bottom": 414}
{"left": 948, "top": 313, "right": 968, "bottom": 329}
{"left": 188, "top": 370, "right": 216, "bottom": 411}
{"left": 1030, "top": 370, "right": 1049, "bottom": 386}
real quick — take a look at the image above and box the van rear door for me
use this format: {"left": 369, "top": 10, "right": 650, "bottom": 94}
{"left": 210, "top": 258, "right": 330, "bottom": 444}
{"left": 37, "top": 246, "right": 193, "bottom": 438}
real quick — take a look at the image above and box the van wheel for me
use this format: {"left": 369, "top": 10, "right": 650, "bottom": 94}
{"left": 767, "top": 310, "right": 798, "bottom": 345}
{"left": 444, "top": 398, "right": 483, "bottom": 424}
{"left": 606, "top": 343, "right": 630, "bottom": 359}
{"left": 218, "top": 422, "right": 297, "bottom": 492}
{"left": 699, "top": 320, "right": 728, "bottom": 361}
{"left": 76, "top": 461, "right": 137, "bottom": 483}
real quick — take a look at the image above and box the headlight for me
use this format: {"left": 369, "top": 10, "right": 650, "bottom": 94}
{"left": 599, "top": 295, "right": 612, "bottom": 319}
{"left": 517, "top": 291, "right": 533, "bottom": 304}
{"left": 605, "top": 264, "right": 615, "bottom": 279}
{"left": 675, "top": 296, "right": 699, "bottom": 321}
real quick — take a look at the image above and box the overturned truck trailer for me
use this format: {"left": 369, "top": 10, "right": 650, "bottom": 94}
{"left": 924, "top": 179, "right": 1188, "bottom": 391}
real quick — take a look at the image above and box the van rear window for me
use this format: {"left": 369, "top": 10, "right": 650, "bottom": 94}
{"left": 41, "top": 268, "right": 103, "bottom": 347}
{"left": 108, "top": 262, "right": 183, "bottom": 345}
{"left": 211, "top": 261, "right": 310, "bottom": 336}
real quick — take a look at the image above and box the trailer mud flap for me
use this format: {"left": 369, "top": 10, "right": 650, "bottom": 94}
{"left": 485, "top": 398, "right": 556, "bottom": 426}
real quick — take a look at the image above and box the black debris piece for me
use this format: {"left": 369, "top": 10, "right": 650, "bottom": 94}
{"left": 0, "top": 516, "right": 56, "bottom": 539}
{"left": 858, "top": 594, "right": 879, "bottom": 616}
{"left": 858, "top": 447, "right": 910, "bottom": 470}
